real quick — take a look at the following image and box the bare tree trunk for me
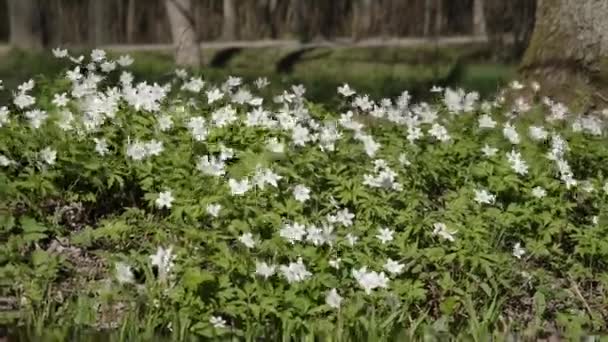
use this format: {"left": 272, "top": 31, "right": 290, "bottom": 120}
{"left": 221, "top": 0, "right": 237, "bottom": 40}
{"left": 472, "top": 0, "right": 486, "bottom": 37}
{"left": 164, "top": 0, "right": 200, "bottom": 67}
{"left": 88, "top": 0, "right": 108, "bottom": 46}
{"left": 522, "top": 0, "right": 608, "bottom": 98}
{"left": 7, "top": 0, "right": 42, "bottom": 50}
{"left": 423, "top": 0, "right": 432, "bottom": 37}
{"left": 126, "top": 0, "right": 136, "bottom": 43}
{"left": 434, "top": 0, "right": 443, "bottom": 36}
{"left": 288, "top": 0, "right": 309, "bottom": 42}
{"left": 352, "top": 0, "right": 372, "bottom": 41}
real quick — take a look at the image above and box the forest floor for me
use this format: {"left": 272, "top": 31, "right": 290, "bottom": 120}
{"left": 0, "top": 37, "right": 514, "bottom": 105}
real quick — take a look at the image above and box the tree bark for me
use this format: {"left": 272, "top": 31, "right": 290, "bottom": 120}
{"left": 126, "top": 0, "right": 136, "bottom": 43}
{"left": 7, "top": 0, "right": 43, "bottom": 50}
{"left": 434, "top": 0, "right": 443, "bottom": 36}
{"left": 522, "top": 0, "right": 608, "bottom": 89}
{"left": 88, "top": 0, "right": 109, "bottom": 46}
{"left": 221, "top": 0, "right": 237, "bottom": 41}
{"left": 164, "top": 0, "right": 200, "bottom": 67}
{"left": 423, "top": 0, "right": 432, "bottom": 37}
{"left": 352, "top": 0, "right": 372, "bottom": 41}
{"left": 472, "top": 0, "right": 486, "bottom": 37}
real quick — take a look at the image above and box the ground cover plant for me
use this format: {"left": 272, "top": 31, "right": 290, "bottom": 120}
{"left": 1, "top": 49, "right": 608, "bottom": 341}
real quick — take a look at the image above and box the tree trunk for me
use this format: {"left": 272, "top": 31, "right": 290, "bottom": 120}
{"left": 522, "top": 0, "right": 608, "bottom": 92}
{"left": 126, "top": 0, "right": 136, "bottom": 43}
{"left": 164, "top": 0, "right": 200, "bottom": 67}
{"left": 88, "top": 0, "right": 108, "bottom": 46}
{"left": 472, "top": 0, "right": 486, "bottom": 37}
{"left": 352, "top": 0, "right": 372, "bottom": 41}
{"left": 423, "top": 0, "right": 432, "bottom": 37}
{"left": 289, "top": 0, "right": 309, "bottom": 42}
{"left": 221, "top": 0, "right": 237, "bottom": 40}
{"left": 434, "top": 0, "right": 443, "bottom": 36}
{"left": 7, "top": 0, "right": 42, "bottom": 50}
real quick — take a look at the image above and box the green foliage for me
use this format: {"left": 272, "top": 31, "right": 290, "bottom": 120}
{"left": 0, "top": 52, "right": 605, "bottom": 341}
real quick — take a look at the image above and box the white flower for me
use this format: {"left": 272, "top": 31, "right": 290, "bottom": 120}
{"left": 280, "top": 222, "right": 307, "bottom": 243}
{"left": 175, "top": 68, "right": 187, "bottom": 79}
{"left": 226, "top": 76, "right": 242, "bottom": 88}
{"left": 383, "top": 258, "right": 404, "bottom": 275}
{"left": 0, "top": 155, "right": 14, "bottom": 167}
{"left": 353, "top": 95, "right": 373, "bottom": 111}
{"left": 376, "top": 227, "right": 394, "bottom": 244}
{"left": 395, "top": 154, "right": 410, "bottom": 167}
{"left": 206, "top": 88, "right": 224, "bottom": 104}
{"left": 279, "top": 258, "right": 312, "bottom": 283}
{"left": 529, "top": 126, "right": 548, "bottom": 141}
{"left": 149, "top": 246, "right": 175, "bottom": 280}
{"left": 430, "top": 85, "right": 443, "bottom": 93}
{"left": 93, "top": 138, "right": 109, "bottom": 156}
{"left": 506, "top": 150, "right": 529, "bottom": 176}
{"left": 57, "top": 110, "right": 74, "bottom": 131}
{"left": 24, "top": 109, "right": 47, "bottom": 129}
{"left": 503, "top": 123, "right": 520, "bottom": 144}
{"left": 0, "top": 106, "right": 9, "bottom": 127}
{"left": 239, "top": 233, "right": 256, "bottom": 249}
{"left": 254, "top": 77, "right": 269, "bottom": 89}
{"left": 531, "top": 186, "right": 546, "bottom": 198}
{"left": 255, "top": 261, "right": 276, "bottom": 279}
{"left": 514, "top": 97, "right": 530, "bottom": 113}
{"left": 120, "top": 71, "right": 133, "bottom": 86}
{"left": 145, "top": 140, "right": 164, "bottom": 156}
{"left": 156, "top": 190, "right": 174, "bottom": 209}
{"left": 206, "top": 203, "right": 222, "bottom": 217}
{"left": 306, "top": 224, "right": 335, "bottom": 246}
{"left": 512, "top": 242, "right": 526, "bottom": 259}
{"left": 40, "top": 147, "right": 57, "bottom": 165}
{"left": 325, "top": 289, "right": 343, "bottom": 309}
{"left": 100, "top": 61, "right": 116, "bottom": 73}
{"left": 52, "top": 47, "right": 68, "bottom": 58}
{"left": 293, "top": 184, "right": 311, "bottom": 203}
{"left": 126, "top": 140, "right": 147, "bottom": 160}
{"left": 509, "top": 80, "right": 524, "bottom": 90}
{"left": 52, "top": 93, "right": 69, "bottom": 107}
{"left": 217, "top": 145, "right": 234, "bottom": 161}
{"left": 228, "top": 178, "right": 251, "bottom": 196}
{"left": 197, "top": 155, "right": 226, "bottom": 177}
{"left": 334, "top": 208, "right": 354, "bottom": 227}
{"left": 474, "top": 189, "right": 496, "bottom": 205}
{"left": 428, "top": 123, "right": 450, "bottom": 142}
{"left": 481, "top": 144, "right": 498, "bottom": 157}
{"left": 432, "top": 222, "right": 457, "bottom": 242}
{"left": 157, "top": 115, "right": 173, "bottom": 131}
{"left": 478, "top": 114, "right": 497, "bottom": 129}
{"left": 345, "top": 233, "right": 359, "bottom": 246}
{"left": 13, "top": 92, "right": 35, "bottom": 109}
{"left": 329, "top": 258, "right": 341, "bottom": 269}
{"left": 115, "top": 262, "right": 134, "bottom": 284}
{"left": 187, "top": 117, "right": 208, "bottom": 141}
{"left": 253, "top": 167, "right": 282, "bottom": 189}
{"left": 357, "top": 133, "right": 381, "bottom": 157}
{"left": 211, "top": 105, "right": 237, "bottom": 127}
{"left": 91, "top": 49, "right": 106, "bottom": 62}
{"left": 603, "top": 182, "right": 608, "bottom": 194}
{"left": 292, "top": 124, "right": 312, "bottom": 146}
{"left": 266, "top": 138, "right": 285, "bottom": 153}
{"left": 117, "top": 55, "right": 134, "bottom": 67}
{"left": 352, "top": 267, "right": 389, "bottom": 294}
{"left": 209, "top": 316, "right": 226, "bottom": 329}
{"left": 592, "top": 216, "right": 599, "bottom": 225}
{"left": 337, "top": 83, "right": 355, "bottom": 97}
